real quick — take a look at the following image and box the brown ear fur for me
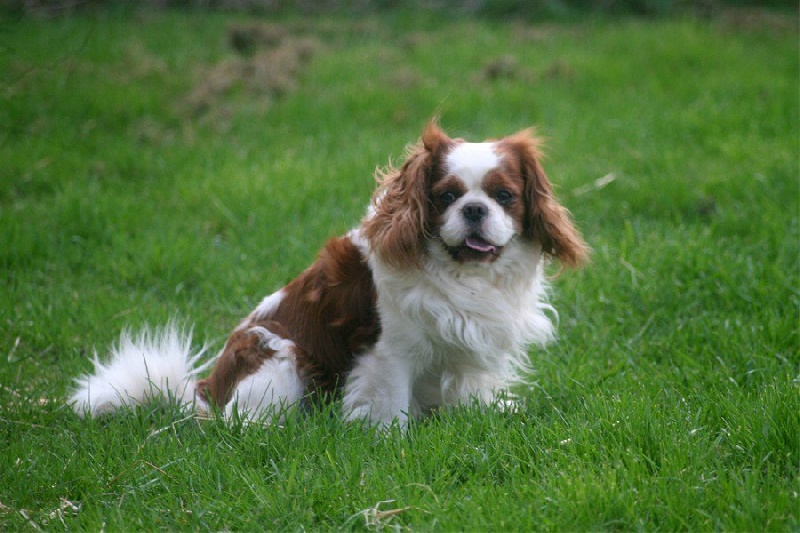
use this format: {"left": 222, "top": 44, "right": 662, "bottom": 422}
{"left": 502, "top": 129, "right": 589, "bottom": 269}
{"left": 362, "top": 122, "right": 454, "bottom": 269}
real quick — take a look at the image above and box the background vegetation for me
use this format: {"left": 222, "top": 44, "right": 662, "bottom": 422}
{"left": 1, "top": 3, "right": 797, "bottom": 530}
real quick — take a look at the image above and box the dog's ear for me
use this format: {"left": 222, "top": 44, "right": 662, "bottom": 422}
{"left": 362, "top": 121, "right": 454, "bottom": 269}
{"left": 503, "top": 129, "right": 589, "bottom": 269}
{"left": 421, "top": 120, "right": 451, "bottom": 156}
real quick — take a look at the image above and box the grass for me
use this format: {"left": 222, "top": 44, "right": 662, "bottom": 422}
{"left": 1, "top": 6, "right": 798, "bottom": 530}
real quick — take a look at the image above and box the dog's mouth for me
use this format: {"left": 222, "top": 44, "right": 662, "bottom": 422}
{"left": 445, "top": 235, "right": 503, "bottom": 263}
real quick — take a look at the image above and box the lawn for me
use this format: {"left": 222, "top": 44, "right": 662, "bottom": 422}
{"left": 0, "top": 5, "right": 797, "bottom": 530}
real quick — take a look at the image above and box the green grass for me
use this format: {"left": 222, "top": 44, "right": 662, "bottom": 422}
{"left": 1, "top": 6, "right": 798, "bottom": 530}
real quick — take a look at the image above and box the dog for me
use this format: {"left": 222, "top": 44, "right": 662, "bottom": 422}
{"left": 71, "top": 122, "right": 588, "bottom": 427}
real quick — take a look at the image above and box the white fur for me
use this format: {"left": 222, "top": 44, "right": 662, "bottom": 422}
{"left": 347, "top": 227, "right": 369, "bottom": 253}
{"left": 70, "top": 323, "right": 211, "bottom": 417}
{"left": 225, "top": 333, "right": 304, "bottom": 421}
{"left": 445, "top": 142, "right": 499, "bottom": 187}
{"left": 252, "top": 289, "right": 285, "bottom": 320}
{"left": 342, "top": 236, "right": 555, "bottom": 427}
{"left": 70, "top": 322, "right": 305, "bottom": 422}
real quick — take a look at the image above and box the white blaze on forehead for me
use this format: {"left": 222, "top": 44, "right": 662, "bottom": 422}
{"left": 445, "top": 142, "right": 499, "bottom": 189}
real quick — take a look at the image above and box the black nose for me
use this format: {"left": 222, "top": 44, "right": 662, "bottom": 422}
{"left": 462, "top": 202, "right": 488, "bottom": 223}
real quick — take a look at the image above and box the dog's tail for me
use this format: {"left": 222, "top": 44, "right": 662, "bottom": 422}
{"left": 70, "top": 322, "right": 214, "bottom": 418}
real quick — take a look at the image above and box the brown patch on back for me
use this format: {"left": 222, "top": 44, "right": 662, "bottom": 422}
{"left": 269, "top": 235, "right": 380, "bottom": 394}
{"left": 198, "top": 235, "right": 380, "bottom": 408}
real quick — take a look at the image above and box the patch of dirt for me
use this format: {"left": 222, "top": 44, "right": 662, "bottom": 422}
{"left": 228, "top": 22, "right": 289, "bottom": 56}
{"left": 512, "top": 21, "right": 587, "bottom": 43}
{"left": 714, "top": 7, "right": 797, "bottom": 34}
{"left": 478, "top": 56, "right": 575, "bottom": 84}
{"left": 119, "top": 41, "right": 169, "bottom": 84}
{"left": 482, "top": 55, "right": 522, "bottom": 81}
{"left": 387, "top": 67, "right": 424, "bottom": 90}
{"left": 180, "top": 22, "right": 320, "bottom": 119}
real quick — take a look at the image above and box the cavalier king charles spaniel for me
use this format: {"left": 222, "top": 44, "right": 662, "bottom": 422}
{"left": 71, "top": 122, "right": 588, "bottom": 427}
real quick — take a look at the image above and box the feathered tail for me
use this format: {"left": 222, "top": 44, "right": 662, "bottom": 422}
{"left": 70, "top": 322, "right": 213, "bottom": 417}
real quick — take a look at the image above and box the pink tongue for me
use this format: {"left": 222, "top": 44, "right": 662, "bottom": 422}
{"left": 465, "top": 236, "right": 496, "bottom": 254}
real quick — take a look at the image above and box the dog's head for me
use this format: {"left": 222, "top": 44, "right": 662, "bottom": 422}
{"left": 363, "top": 122, "right": 588, "bottom": 270}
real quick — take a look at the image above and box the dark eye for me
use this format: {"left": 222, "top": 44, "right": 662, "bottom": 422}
{"left": 495, "top": 189, "right": 514, "bottom": 205}
{"left": 439, "top": 191, "right": 457, "bottom": 205}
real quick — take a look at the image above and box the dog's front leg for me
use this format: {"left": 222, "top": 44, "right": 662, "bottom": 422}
{"left": 342, "top": 348, "right": 413, "bottom": 428}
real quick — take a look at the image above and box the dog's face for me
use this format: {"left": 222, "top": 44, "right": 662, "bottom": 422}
{"left": 434, "top": 141, "right": 523, "bottom": 263}
{"left": 363, "top": 122, "right": 588, "bottom": 270}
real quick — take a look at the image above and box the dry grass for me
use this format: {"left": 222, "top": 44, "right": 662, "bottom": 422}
{"left": 181, "top": 22, "right": 319, "bottom": 118}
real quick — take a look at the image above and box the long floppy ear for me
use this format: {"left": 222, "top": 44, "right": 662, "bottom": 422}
{"left": 503, "top": 129, "right": 589, "bottom": 269}
{"left": 362, "top": 121, "right": 454, "bottom": 269}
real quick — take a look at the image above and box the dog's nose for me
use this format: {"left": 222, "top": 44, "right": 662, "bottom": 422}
{"left": 462, "top": 202, "right": 488, "bottom": 223}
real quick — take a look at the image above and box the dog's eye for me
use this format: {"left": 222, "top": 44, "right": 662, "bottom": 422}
{"left": 495, "top": 189, "right": 514, "bottom": 205}
{"left": 439, "top": 191, "right": 457, "bottom": 205}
